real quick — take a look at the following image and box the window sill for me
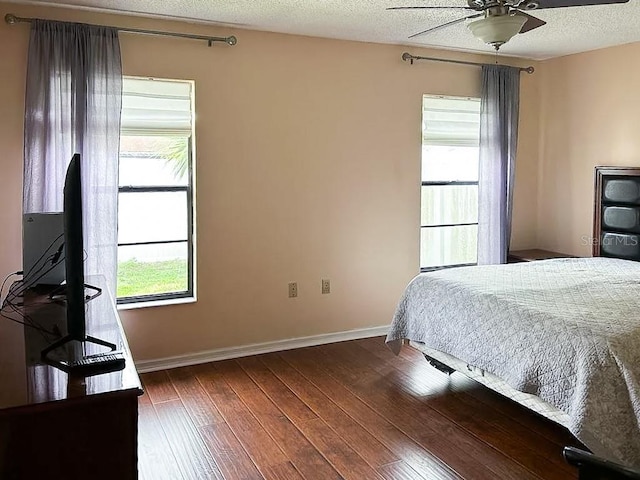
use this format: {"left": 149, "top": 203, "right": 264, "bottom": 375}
{"left": 117, "top": 296, "right": 196, "bottom": 311}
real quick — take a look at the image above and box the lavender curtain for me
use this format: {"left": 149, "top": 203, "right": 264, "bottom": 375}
{"left": 23, "top": 20, "right": 122, "bottom": 296}
{"left": 477, "top": 65, "right": 520, "bottom": 265}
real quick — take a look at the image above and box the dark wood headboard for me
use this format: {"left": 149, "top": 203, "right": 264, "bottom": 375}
{"left": 593, "top": 166, "right": 640, "bottom": 259}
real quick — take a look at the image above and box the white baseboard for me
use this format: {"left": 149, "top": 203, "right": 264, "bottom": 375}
{"left": 135, "top": 325, "right": 390, "bottom": 373}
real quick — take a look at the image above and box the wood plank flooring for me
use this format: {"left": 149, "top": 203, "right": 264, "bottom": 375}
{"left": 138, "top": 337, "right": 582, "bottom": 480}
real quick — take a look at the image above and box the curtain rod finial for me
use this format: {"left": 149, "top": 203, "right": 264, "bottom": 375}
{"left": 402, "top": 52, "right": 412, "bottom": 62}
{"left": 5, "top": 14, "right": 18, "bottom": 24}
{"left": 209, "top": 35, "right": 237, "bottom": 47}
{"left": 525, "top": 66, "right": 534, "bottom": 74}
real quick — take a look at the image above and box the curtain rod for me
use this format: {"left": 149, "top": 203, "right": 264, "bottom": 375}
{"left": 4, "top": 13, "right": 237, "bottom": 47}
{"left": 402, "top": 52, "right": 534, "bottom": 74}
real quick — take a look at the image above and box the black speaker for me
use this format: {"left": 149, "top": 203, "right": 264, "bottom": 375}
{"left": 600, "top": 232, "right": 640, "bottom": 259}
{"left": 602, "top": 206, "right": 640, "bottom": 233}
{"left": 603, "top": 179, "right": 640, "bottom": 204}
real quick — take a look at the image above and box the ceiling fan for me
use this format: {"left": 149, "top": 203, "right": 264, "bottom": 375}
{"left": 388, "top": 0, "right": 630, "bottom": 50}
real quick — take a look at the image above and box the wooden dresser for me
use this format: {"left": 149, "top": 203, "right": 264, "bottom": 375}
{"left": 0, "top": 278, "right": 143, "bottom": 479}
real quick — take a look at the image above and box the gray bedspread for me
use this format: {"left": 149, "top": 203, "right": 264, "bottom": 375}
{"left": 386, "top": 257, "right": 640, "bottom": 466}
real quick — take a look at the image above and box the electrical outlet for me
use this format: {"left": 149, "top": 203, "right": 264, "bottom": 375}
{"left": 288, "top": 282, "right": 298, "bottom": 298}
{"left": 322, "top": 279, "right": 330, "bottom": 294}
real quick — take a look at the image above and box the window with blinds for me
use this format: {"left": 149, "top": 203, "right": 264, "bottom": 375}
{"left": 117, "top": 77, "right": 195, "bottom": 303}
{"left": 420, "top": 96, "right": 481, "bottom": 271}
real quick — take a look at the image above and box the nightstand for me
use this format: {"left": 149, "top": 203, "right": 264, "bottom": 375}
{"left": 508, "top": 249, "right": 573, "bottom": 263}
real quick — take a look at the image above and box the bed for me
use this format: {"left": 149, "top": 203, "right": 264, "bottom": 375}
{"left": 386, "top": 166, "right": 640, "bottom": 467}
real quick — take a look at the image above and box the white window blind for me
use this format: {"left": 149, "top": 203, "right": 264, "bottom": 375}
{"left": 121, "top": 78, "right": 193, "bottom": 135}
{"left": 422, "top": 96, "right": 481, "bottom": 147}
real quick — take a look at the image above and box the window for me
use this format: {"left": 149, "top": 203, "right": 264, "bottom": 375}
{"left": 420, "top": 96, "right": 480, "bottom": 271}
{"left": 117, "top": 77, "right": 194, "bottom": 304}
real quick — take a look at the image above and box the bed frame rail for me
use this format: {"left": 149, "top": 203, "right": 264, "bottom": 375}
{"left": 423, "top": 354, "right": 456, "bottom": 375}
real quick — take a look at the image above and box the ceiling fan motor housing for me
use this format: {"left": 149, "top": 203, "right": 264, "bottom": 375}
{"left": 467, "top": 0, "right": 540, "bottom": 9}
{"left": 485, "top": 5, "right": 511, "bottom": 16}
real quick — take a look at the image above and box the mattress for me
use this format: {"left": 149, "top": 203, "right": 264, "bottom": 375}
{"left": 386, "top": 257, "right": 640, "bottom": 467}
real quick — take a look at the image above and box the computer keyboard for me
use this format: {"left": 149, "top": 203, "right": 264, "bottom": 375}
{"left": 66, "top": 351, "right": 126, "bottom": 376}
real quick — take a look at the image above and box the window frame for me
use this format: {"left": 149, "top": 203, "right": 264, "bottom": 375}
{"left": 116, "top": 77, "right": 195, "bottom": 305}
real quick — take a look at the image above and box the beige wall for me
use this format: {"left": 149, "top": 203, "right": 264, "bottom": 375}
{"left": 537, "top": 42, "right": 640, "bottom": 256}
{"left": 0, "top": 2, "right": 540, "bottom": 361}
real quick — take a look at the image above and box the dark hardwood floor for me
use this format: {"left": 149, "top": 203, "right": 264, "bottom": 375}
{"left": 138, "top": 337, "right": 582, "bottom": 480}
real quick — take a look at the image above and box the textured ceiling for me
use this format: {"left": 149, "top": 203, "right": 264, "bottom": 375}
{"left": 5, "top": 0, "right": 640, "bottom": 59}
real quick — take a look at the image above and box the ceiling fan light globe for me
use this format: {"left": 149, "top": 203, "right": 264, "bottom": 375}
{"left": 468, "top": 14, "right": 528, "bottom": 47}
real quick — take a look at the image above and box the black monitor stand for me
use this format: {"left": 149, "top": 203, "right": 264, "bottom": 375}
{"left": 41, "top": 335, "right": 117, "bottom": 367}
{"left": 40, "top": 284, "right": 123, "bottom": 375}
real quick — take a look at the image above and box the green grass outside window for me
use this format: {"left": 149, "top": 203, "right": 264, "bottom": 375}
{"left": 117, "top": 259, "right": 187, "bottom": 298}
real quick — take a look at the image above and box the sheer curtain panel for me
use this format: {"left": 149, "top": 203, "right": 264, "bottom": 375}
{"left": 23, "top": 19, "right": 122, "bottom": 296}
{"left": 477, "top": 65, "right": 520, "bottom": 265}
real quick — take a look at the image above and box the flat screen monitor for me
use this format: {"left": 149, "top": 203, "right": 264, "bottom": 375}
{"left": 63, "top": 153, "right": 86, "bottom": 340}
{"left": 41, "top": 154, "right": 118, "bottom": 372}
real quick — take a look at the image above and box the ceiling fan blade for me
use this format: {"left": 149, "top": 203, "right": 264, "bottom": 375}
{"left": 516, "top": 11, "right": 546, "bottom": 33}
{"left": 408, "top": 13, "right": 482, "bottom": 38}
{"left": 524, "top": 0, "right": 628, "bottom": 8}
{"left": 387, "top": 6, "right": 476, "bottom": 9}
